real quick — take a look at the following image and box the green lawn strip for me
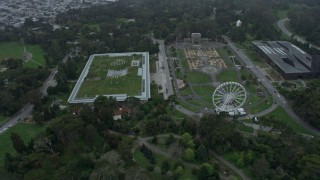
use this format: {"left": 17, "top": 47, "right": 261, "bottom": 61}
{"left": 262, "top": 107, "right": 314, "bottom": 135}
{"left": 176, "top": 49, "right": 189, "bottom": 70}
{"left": 187, "top": 71, "right": 212, "bottom": 84}
{"left": 192, "top": 85, "right": 214, "bottom": 96}
{"left": 0, "top": 41, "right": 24, "bottom": 61}
{"left": 0, "top": 123, "right": 47, "bottom": 167}
{"left": 237, "top": 123, "right": 254, "bottom": 133}
{"left": 217, "top": 70, "right": 238, "bottom": 82}
{"left": 176, "top": 69, "right": 184, "bottom": 80}
{"left": 215, "top": 47, "right": 234, "bottom": 67}
{"left": 150, "top": 55, "right": 157, "bottom": 73}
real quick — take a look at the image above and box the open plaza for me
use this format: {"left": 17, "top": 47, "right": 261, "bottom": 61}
{"left": 68, "top": 52, "right": 150, "bottom": 103}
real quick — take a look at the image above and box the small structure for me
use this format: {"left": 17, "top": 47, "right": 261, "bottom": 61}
{"left": 113, "top": 107, "right": 131, "bottom": 120}
{"left": 236, "top": 20, "right": 242, "bottom": 27}
{"left": 191, "top": 33, "right": 201, "bottom": 44}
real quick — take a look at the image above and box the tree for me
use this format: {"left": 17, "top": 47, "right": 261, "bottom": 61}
{"left": 166, "top": 134, "right": 176, "bottom": 146}
{"left": 83, "top": 124, "right": 100, "bottom": 147}
{"left": 198, "top": 163, "right": 215, "bottom": 180}
{"left": 124, "top": 96, "right": 140, "bottom": 109}
{"left": 196, "top": 144, "right": 208, "bottom": 161}
{"left": 33, "top": 136, "right": 55, "bottom": 154}
{"left": 161, "top": 160, "right": 170, "bottom": 174}
{"left": 174, "top": 166, "right": 183, "bottom": 176}
{"left": 181, "top": 132, "right": 193, "bottom": 148}
{"left": 94, "top": 95, "right": 117, "bottom": 112}
{"left": 183, "top": 148, "right": 195, "bottom": 162}
{"left": 33, "top": 110, "right": 44, "bottom": 124}
{"left": 151, "top": 136, "right": 158, "bottom": 144}
{"left": 252, "top": 156, "right": 270, "bottom": 178}
{"left": 10, "top": 133, "right": 27, "bottom": 154}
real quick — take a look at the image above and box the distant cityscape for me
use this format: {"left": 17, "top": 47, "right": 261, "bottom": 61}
{"left": 0, "top": 0, "right": 116, "bottom": 27}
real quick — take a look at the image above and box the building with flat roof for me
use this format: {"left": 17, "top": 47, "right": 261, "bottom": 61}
{"left": 191, "top": 33, "right": 201, "bottom": 44}
{"left": 68, "top": 52, "right": 150, "bottom": 103}
{"left": 252, "top": 41, "right": 318, "bottom": 79}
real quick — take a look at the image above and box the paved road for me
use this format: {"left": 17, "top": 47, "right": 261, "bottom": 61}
{"left": 0, "top": 53, "right": 70, "bottom": 134}
{"left": 0, "top": 104, "right": 34, "bottom": 134}
{"left": 154, "top": 39, "right": 174, "bottom": 100}
{"left": 222, "top": 35, "right": 320, "bottom": 136}
{"left": 277, "top": 18, "right": 320, "bottom": 51}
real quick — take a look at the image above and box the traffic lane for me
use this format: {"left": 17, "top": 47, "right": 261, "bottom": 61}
{"left": 0, "top": 105, "right": 34, "bottom": 134}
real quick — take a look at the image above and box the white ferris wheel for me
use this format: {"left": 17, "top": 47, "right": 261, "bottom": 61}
{"left": 212, "top": 82, "right": 247, "bottom": 113}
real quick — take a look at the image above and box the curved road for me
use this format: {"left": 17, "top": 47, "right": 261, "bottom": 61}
{"left": 277, "top": 18, "right": 320, "bottom": 51}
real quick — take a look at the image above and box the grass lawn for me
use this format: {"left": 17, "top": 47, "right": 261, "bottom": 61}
{"left": 217, "top": 70, "right": 238, "bottom": 82}
{"left": 77, "top": 54, "right": 143, "bottom": 97}
{"left": 249, "top": 96, "right": 273, "bottom": 114}
{"left": 187, "top": 99, "right": 213, "bottom": 109}
{"left": 245, "top": 84, "right": 261, "bottom": 104}
{"left": 192, "top": 85, "right": 214, "bottom": 96}
{"left": 85, "top": 23, "right": 101, "bottom": 32}
{"left": 276, "top": 9, "right": 288, "bottom": 19}
{"left": 0, "top": 41, "right": 46, "bottom": 68}
{"left": 176, "top": 69, "right": 184, "bottom": 80}
{"left": 176, "top": 49, "right": 189, "bottom": 70}
{"left": 202, "top": 95, "right": 213, "bottom": 104}
{"left": 0, "top": 41, "right": 24, "bottom": 61}
{"left": 216, "top": 47, "right": 234, "bottom": 67}
{"left": 24, "top": 45, "right": 46, "bottom": 68}
{"left": 178, "top": 100, "right": 202, "bottom": 112}
{"left": 263, "top": 107, "right": 314, "bottom": 135}
{"left": 0, "top": 115, "right": 9, "bottom": 126}
{"left": 180, "top": 86, "right": 193, "bottom": 96}
{"left": 238, "top": 123, "right": 254, "bottom": 133}
{"left": 240, "top": 69, "right": 252, "bottom": 81}
{"left": 187, "top": 71, "right": 212, "bottom": 84}
{"left": 133, "top": 150, "right": 150, "bottom": 169}
{"left": 0, "top": 123, "right": 47, "bottom": 167}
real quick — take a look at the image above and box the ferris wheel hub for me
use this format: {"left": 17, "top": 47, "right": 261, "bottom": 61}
{"left": 212, "top": 82, "right": 247, "bottom": 115}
